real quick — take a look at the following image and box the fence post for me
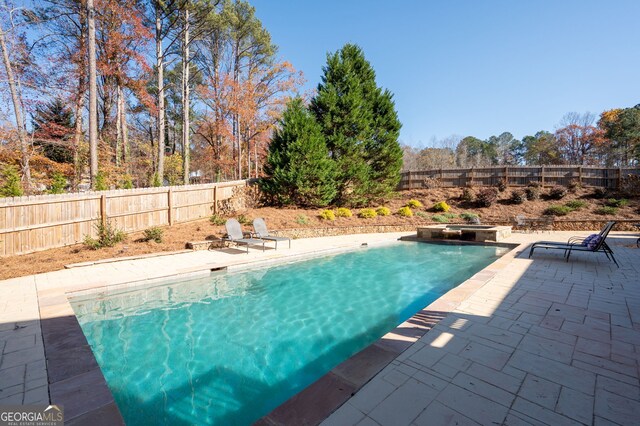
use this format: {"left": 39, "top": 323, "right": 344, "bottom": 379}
{"left": 618, "top": 167, "right": 622, "bottom": 189}
{"left": 100, "top": 194, "right": 107, "bottom": 226}
{"left": 578, "top": 166, "right": 583, "bottom": 185}
{"left": 504, "top": 166, "right": 509, "bottom": 186}
{"left": 541, "top": 166, "right": 545, "bottom": 187}
{"left": 167, "top": 188, "right": 173, "bottom": 225}
{"left": 213, "top": 185, "right": 218, "bottom": 214}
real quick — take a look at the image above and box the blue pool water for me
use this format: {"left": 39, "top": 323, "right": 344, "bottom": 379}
{"left": 71, "top": 242, "right": 508, "bottom": 425}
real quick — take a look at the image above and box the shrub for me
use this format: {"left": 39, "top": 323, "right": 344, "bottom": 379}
{"left": 443, "top": 213, "right": 457, "bottom": 219}
{"left": 83, "top": 221, "right": 126, "bottom": 249}
{"left": 432, "top": 214, "right": 448, "bottom": 223}
{"left": 548, "top": 186, "right": 568, "bottom": 200}
{"left": 319, "top": 210, "right": 335, "bottom": 221}
{"left": 376, "top": 207, "right": 391, "bottom": 216}
{"left": 476, "top": 188, "right": 498, "bottom": 207}
{"left": 120, "top": 174, "right": 134, "bottom": 189}
{"left": 335, "top": 207, "right": 352, "bottom": 218}
{"left": 524, "top": 186, "right": 540, "bottom": 201}
{"left": 210, "top": 214, "right": 226, "bottom": 225}
{"left": 142, "top": 227, "right": 164, "bottom": 243}
{"left": 591, "top": 187, "right": 608, "bottom": 199}
{"left": 565, "top": 200, "right": 587, "bottom": 210}
{"left": 295, "top": 214, "right": 311, "bottom": 225}
{"left": 406, "top": 199, "right": 423, "bottom": 208}
{"left": 432, "top": 201, "right": 450, "bottom": 212}
{"left": 544, "top": 205, "right": 572, "bottom": 216}
{"left": 397, "top": 206, "right": 413, "bottom": 217}
{"left": 48, "top": 172, "right": 67, "bottom": 194}
{"left": 496, "top": 178, "right": 507, "bottom": 192}
{"left": 510, "top": 189, "right": 526, "bottom": 204}
{"left": 567, "top": 179, "right": 581, "bottom": 193}
{"left": 460, "top": 212, "right": 480, "bottom": 223}
{"left": 358, "top": 208, "right": 377, "bottom": 218}
{"left": 94, "top": 172, "right": 108, "bottom": 191}
{"left": 415, "top": 211, "right": 430, "bottom": 219}
{"left": 527, "top": 181, "right": 542, "bottom": 188}
{"left": 620, "top": 174, "right": 640, "bottom": 198}
{"left": 605, "top": 198, "right": 628, "bottom": 208}
{"left": 151, "top": 173, "right": 162, "bottom": 187}
{"left": 237, "top": 214, "right": 250, "bottom": 225}
{"left": 595, "top": 206, "right": 618, "bottom": 216}
{"left": 461, "top": 187, "right": 475, "bottom": 203}
{"left": 0, "top": 165, "right": 23, "bottom": 197}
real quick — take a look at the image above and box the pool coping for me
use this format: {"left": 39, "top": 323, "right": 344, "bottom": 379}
{"left": 35, "top": 235, "right": 523, "bottom": 425}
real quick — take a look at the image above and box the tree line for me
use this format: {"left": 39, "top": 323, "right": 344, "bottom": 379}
{"left": 403, "top": 107, "right": 640, "bottom": 170}
{"left": 0, "top": 0, "right": 301, "bottom": 195}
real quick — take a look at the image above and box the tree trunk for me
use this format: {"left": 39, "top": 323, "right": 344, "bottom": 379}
{"left": 87, "top": 0, "right": 99, "bottom": 187}
{"left": 115, "top": 85, "right": 122, "bottom": 167}
{"left": 156, "top": 2, "right": 165, "bottom": 184}
{"left": 0, "top": 23, "right": 31, "bottom": 192}
{"left": 122, "top": 91, "right": 129, "bottom": 169}
{"left": 73, "top": 88, "right": 85, "bottom": 189}
{"left": 182, "top": 6, "right": 190, "bottom": 185}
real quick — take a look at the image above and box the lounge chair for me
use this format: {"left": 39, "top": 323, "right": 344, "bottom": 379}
{"left": 221, "top": 218, "right": 265, "bottom": 253}
{"left": 252, "top": 218, "right": 291, "bottom": 249}
{"left": 528, "top": 221, "right": 618, "bottom": 266}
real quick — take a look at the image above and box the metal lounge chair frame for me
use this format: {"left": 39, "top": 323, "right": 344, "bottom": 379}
{"left": 528, "top": 221, "right": 618, "bottom": 267}
{"left": 221, "top": 218, "right": 265, "bottom": 253}
{"left": 252, "top": 218, "right": 291, "bottom": 249}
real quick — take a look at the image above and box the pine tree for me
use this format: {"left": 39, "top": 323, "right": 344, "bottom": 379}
{"left": 310, "top": 43, "right": 402, "bottom": 205}
{"left": 32, "top": 98, "right": 75, "bottom": 164}
{"left": 261, "top": 98, "right": 336, "bottom": 207}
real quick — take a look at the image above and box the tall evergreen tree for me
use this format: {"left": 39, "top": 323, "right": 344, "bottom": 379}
{"left": 261, "top": 98, "right": 336, "bottom": 207}
{"left": 310, "top": 43, "right": 402, "bottom": 205}
{"left": 32, "top": 98, "right": 75, "bottom": 164}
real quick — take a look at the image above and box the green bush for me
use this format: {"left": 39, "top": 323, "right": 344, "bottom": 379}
{"left": 565, "top": 200, "right": 587, "bottom": 210}
{"left": 595, "top": 206, "right": 618, "bottom": 216}
{"left": 358, "top": 208, "right": 377, "bottom": 219}
{"left": 605, "top": 198, "right": 628, "bottom": 208}
{"left": 461, "top": 187, "right": 475, "bottom": 203}
{"left": 83, "top": 221, "right": 126, "bottom": 249}
{"left": 476, "top": 188, "right": 498, "bottom": 207}
{"left": 48, "top": 172, "right": 67, "bottom": 194}
{"left": 376, "top": 206, "right": 391, "bottom": 216}
{"left": 335, "top": 207, "right": 352, "bottom": 218}
{"left": 397, "top": 206, "right": 413, "bottom": 217}
{"left": 0, "top": 165, "right": 23, "bottom": 197}
{"left": 406, "top": 199, "right": 423, "bottom": 208}
{"left": 295, "top": 214, "right": 310, "bottom": 225}
{"left": 319, "top": 210, "right": 335, "bottom": 221}
{"left": 548, "top": 186, "right": 568, "bottom": 200}
{"left": 94, "top": 172, "right": 108, "bottom": 191}
{"left": 151, "top": 173, "right": 162, "bottom": 187}
{"left": 432, "top": 201, "right": 450, "bottom": 212}
{"left": 524, "top": 186, "right": 540, "bottom": 201}
{"left": 142, "top": 227, "right": 164, "bottom": 243}
{"left": 210, "top": 214, "right": 226, "bottom": 225}
{"left": 120, "top": 174, "right": 134, "bottom": 189}
{"left": 237, "top": 214, "right": 250, "bottom": 225}
{"left": 510, "top": 189, "right": 526, "bottom": 204}
{"left": 544, "top": 205, "right": 572, "bottom": 216}
{"left": 432, "top": 214, "right": 448, "bottom": 223}
{"left": 460, "top": 212, "right": 479, "bottom": 223}
{"left": 443, "top": 213, "right": 457, "bottom": 219}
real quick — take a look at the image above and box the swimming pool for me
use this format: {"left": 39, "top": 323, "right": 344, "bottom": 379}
{"left": 71, "top": 242, "right": 509, "bottom": 425}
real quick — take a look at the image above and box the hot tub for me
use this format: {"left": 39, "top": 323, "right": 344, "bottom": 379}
{"left": 417, "top": 224, "right": 512, "bottom": 242}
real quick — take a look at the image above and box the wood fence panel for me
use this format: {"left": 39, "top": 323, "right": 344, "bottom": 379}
{"left": 0, "top": 180, "right": 247, "bottom": 257}
{"left": 399, "top": 166, "right": 640, "bottom": 190}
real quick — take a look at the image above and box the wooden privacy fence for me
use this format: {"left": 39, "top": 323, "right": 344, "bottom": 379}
{"left": 0, "top": 180, "right": 247, "bottom": 257}
{"left": 399, "top": 166, "right": 640, "bottom": 190}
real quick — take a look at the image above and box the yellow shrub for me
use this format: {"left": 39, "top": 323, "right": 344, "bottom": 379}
{"left": 376, "top": 207, "right": 391, "bottom": 216}
{"left": 406, "top": 199, "right": 423, "bottom": 208}
{"left": 432, "top": 201, "right": 450, "bottom": 212}
{"left": 319, "top": 209, "right": 335, "bottom": 220}
{"left": 358, "top": 208, "right": 377, "bottom": 219}
{"left": 397, "top": 206, "right": 413, "bottom": 217}
{"left": 336, "top": 207, "right": 353, "bottom": 218}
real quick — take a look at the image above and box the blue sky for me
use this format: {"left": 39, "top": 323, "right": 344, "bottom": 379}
{"left": 253, "top": 0, "right": 640, "bottom": 147}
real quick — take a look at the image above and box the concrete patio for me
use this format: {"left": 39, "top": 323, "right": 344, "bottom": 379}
{"left": 1, "top": 230, "right": 639, "bottom": 425}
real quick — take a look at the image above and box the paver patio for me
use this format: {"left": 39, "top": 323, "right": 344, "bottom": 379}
{"left": 1, "top": 230, "right": 639, "bottom": 425}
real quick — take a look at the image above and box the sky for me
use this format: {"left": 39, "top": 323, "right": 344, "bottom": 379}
{"left": 252, "top": 0, "right": 640, "bottom": 147}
